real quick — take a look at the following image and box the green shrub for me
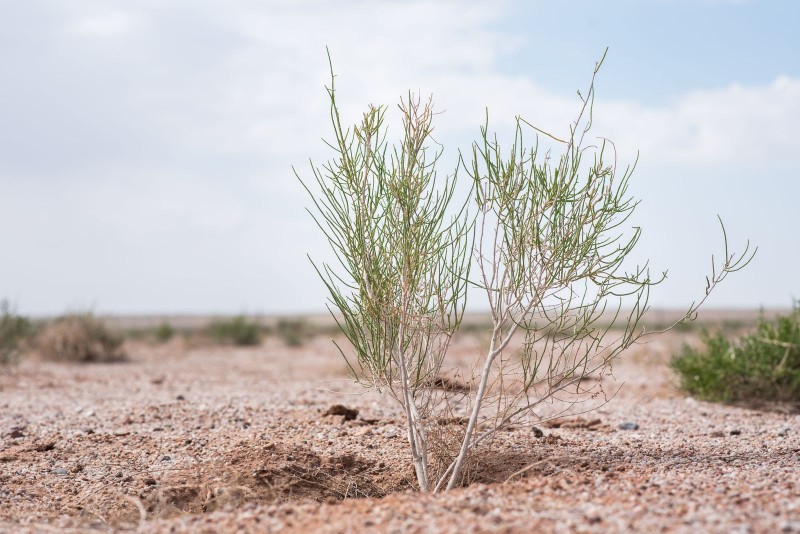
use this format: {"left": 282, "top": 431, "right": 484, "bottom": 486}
{"left": 154, "top": 322, "right": 175, "bottom": 343}
{"left": 0, "top": 299, "right": 31, "bottom": 365}
{"left": 275, "top": 318, "right": 307, "bottom": 347}
{"left": 671, "top": 305, "right": 800, "bottom": 403}
{"left": 36, "top": 314, "right": 127, "bottom": 363}
{"left": 209, "top": 316, "right": 262, "bottom": 346}
{"left": 299, "top": 50, "right": 754, "bottom": 492}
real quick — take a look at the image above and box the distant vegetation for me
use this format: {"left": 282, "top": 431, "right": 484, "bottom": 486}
{"left": 154, "top": 321, "right": 175, "bottom": 343}
{"left": 208, "top": 316, "right": 262, "bottom": 346}
{"left": 672, "top": 304, "right": 800, "bottom": 404}
{"left": 275, "top": 318, "right": 309, "bottom": 347}
{"left": 0, "top": 299, "right": 32, "bottom": 365}
{"left": 35, "top": 313, "right": 127, "bottom": 363}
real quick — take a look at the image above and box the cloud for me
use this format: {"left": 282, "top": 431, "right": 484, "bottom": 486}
{"left": 7, "top": 0, "right": 793, "bottom": 177}
{"left": 0, "top": 0, "right": 795, "bottom": 313}
{"left": 594, "top": 76, "right": 800, "bottom": 166}
{"left": 68, "top": 10, "right": 144, "bottom": 38}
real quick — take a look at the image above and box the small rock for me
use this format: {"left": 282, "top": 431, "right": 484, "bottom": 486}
{"left": 618, "top": 422, "right": 639, "bottom": 431}
{"left": 82, "top": 409, "right": 95, "bottom": 417}
{"left": 531, "top": 426, "right": 544, "bottom": 438}
{"left": 51, "top": 468, "right": 69, "bottom": 476}
{"left": 710, "top": 430, "right": 726, "bottom": 438}
{"left": 781, "top": 520, "right": 800, "bottom": 532}
{"left": 355, "top": 427, "right": 373, "bottom": 437}
{"left": 144, "top": 477, "right": 157, "bottom": 486}
{"left": 778, "top": 427, "right": 790, "bottom": 437}
{"left": 6, "top": 426, "right": 25, "bottom": 439}
{"left": 176, "top": 395, "right": 186, "bottom": 401}
{"left": 160, "top": 455, "right": 172, "bottom": 462}
{"left": 488, "top": 507, "right": 503, "bottom": 524}
{"left": 587, "top": 514, "right": 603, "bottom": 525}
{"left": 729, "top": 429, "right": 742, "bottom": 436}
{"left": 323, "top": 404, "right": 359, "bottom": 421}
{"left": 384, "top": 429, "right": 398, "bottom": 439}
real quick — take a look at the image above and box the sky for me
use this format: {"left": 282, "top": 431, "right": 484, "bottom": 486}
{"left": 0, "top": 0, "right": 797, "bottom": 316}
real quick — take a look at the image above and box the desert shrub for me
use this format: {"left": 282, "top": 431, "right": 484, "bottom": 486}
{"left": 300, "top": 50, "right": 753, "bottom": 492}
{"left": 209, "top": 316, "right": 262, "bottom": 346}
{"left": 36, "top": 314, "right": 127, "bottom": 363}
{"left": 154, "top": 322, "right": 175, "bottom": 343}
{"left": 0, "top": 299, "right": 32, "bottom": 365}
{"left": 275, "top": 318, "right": 307, "bottom": 347}
{"left": 672, "top": 305, "right": 800, "bottom": 403}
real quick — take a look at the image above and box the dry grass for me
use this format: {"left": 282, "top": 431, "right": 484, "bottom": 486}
{"left": 0, "top": 299, "right": 31, "bottom": 366}
{"left": 35, "top": 314, "right": 127, "bottom": 363}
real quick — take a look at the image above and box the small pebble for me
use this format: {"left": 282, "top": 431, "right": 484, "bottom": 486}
{"left": 161, "top": 455, "right": 172, "bottom": 462}
{"left": 531, "top": 426, "right": 544, "bottom": 438}
{"left": 51, "top": 468, "right": 69, "bottom": 476}
{"left": 781, "top": 520, "right": 800, "bottom": 532}
{"left": 619, "top": 422, "right": 639, "bottom": 431}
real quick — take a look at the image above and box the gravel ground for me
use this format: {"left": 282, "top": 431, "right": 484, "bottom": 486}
{"left": 0, "top": 331, "right": 798, "bottom": 533}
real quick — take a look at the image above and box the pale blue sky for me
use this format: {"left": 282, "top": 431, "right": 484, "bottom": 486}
{"left": 500, "top": 1, "right": 800, "bottom": 102}
{"left": 0, "top": 0, "right": 796, "bottom": 315}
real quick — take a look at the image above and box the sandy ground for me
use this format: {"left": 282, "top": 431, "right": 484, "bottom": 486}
{"left": 1, "top": 329, "right": 798, "bottom": 533}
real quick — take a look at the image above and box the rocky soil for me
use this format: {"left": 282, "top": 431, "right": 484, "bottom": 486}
{"left": 1, "top": 329, "right": 798, "bottom": 533}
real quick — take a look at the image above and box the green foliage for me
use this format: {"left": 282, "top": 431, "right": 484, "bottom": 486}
{"left": 299, "top": 73, "right": 470, "bottom": 393}
{"left": 154, "top": 322, "right": 175, "bottom": 343}
{"left": 36, "top": 314, "right": 126, "bottom": 363}
{"left": 301, "top": 49, "right": 754, "bottom": 493}
{"left": 0, "top": 299, "right": 32, "bottom": 365}
{"left": 275, "top": 318, "right": 308, "bottom": 347}
{"left": 209, "top": 316, "right": 262, "bottom": 346}
{"left": 671, "top": 305, "right": 800, "bottom": 403}
{"left": 299, "top": 53, "right": 472, "bottom": 491}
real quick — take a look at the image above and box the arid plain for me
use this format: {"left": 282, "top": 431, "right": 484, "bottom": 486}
{"left": 1, "top": 311, "right": 798, "bottom": 533}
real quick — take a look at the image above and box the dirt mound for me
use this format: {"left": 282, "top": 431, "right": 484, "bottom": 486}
{"left": 75, "top": 441, "right": 412, "bottom": 527}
